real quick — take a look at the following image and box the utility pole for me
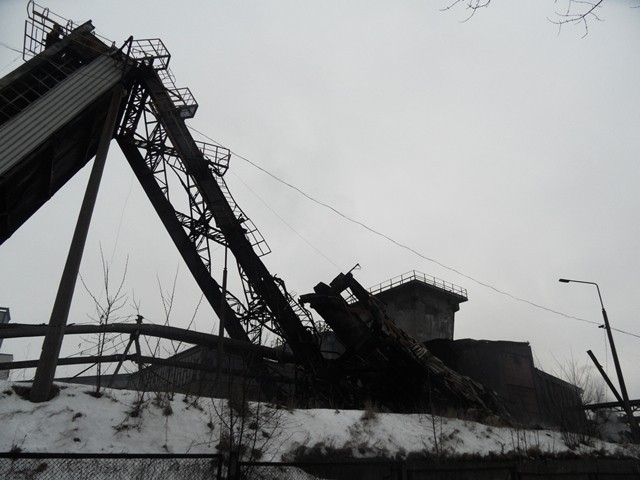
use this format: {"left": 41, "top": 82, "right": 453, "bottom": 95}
{"left": 559, "top": 278, "right": 640, "bottom": 443}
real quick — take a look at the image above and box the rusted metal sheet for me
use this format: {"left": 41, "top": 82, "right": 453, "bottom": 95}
{"left": 0, "top": 55, "right": 125, "bottom": 176}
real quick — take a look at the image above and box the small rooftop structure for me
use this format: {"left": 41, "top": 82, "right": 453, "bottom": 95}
{"left": 369, "top": 271, "right": 467, "bottom": 342}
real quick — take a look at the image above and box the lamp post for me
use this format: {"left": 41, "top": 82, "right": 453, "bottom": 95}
{"left": 558, "top": 278, "right": 640, "bottom": 442}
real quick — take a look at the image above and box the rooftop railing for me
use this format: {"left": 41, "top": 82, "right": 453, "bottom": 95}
{"left": 23, "top": 0, "right": 113, "bottom": 60}
{"left": 23, "top": 3, "right": 199, "bottom": 120}
{"left": 368, "top": 270, "right": 467, "bottom": 299}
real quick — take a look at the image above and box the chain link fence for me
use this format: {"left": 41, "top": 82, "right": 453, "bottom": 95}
{"left": 238, "top": 458, "right": 640, "bottom": 480}
{"left": 0, "top": 453, "right": 222, "bottom": 480}
{"left": 2, "top": 454, "right": 639, "bottom": 479}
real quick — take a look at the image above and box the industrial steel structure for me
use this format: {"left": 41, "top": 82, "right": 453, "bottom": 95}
{"left": 0, "top": 3, "right": 556, "bottom": 420}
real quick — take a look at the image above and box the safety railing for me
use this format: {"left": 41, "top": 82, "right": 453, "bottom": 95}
{"left": 22, "top": 2, "right": 199, "bottom": 121}
{"left": 133, "top": 41, "right": 198, "bottom": 119}
{"left": 368, "top": 270, "right": 467, "bottom": 299}
{"left": 23, "top": 0, "right": 113, "bottom": 60}
{"left": 129, "top": 38, "right": 171, "bottom": 70}
{"left": 196, "top": 141, "right": 230, "bottom": 176}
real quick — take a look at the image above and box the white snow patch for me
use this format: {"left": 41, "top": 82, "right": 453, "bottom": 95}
{"left": 1, "top": 380, "right": 638, "bottom": 461}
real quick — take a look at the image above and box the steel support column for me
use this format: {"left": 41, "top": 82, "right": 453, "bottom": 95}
{"left": 30, "top": 85, "right": 124, "bottom": 402}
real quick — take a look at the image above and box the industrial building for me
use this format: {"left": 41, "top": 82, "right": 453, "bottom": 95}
{"left": 71, "top": 270, "right": 583, "bottom": 429}
{"left": 0, "top": 3, "right": 585, "bottom": 431}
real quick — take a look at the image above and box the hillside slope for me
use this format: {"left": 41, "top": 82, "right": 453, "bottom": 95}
{"left": 1, "top": 380, "right": 637, "bottom": 461}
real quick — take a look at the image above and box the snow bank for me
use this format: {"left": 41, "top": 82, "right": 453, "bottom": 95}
{"left": 1, "top": 380, "right": 637, "bottom": 461}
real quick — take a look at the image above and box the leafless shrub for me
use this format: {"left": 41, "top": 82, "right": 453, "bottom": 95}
{"left": 360, "top": 399, "right": 379, "bottom": 422}
{"left": 553, "top": 356, "right": 606, "bottom": 447}
{"left": 507, "top": 425, "right": 537, "bottom": 458}
{"left": 207, "top": 362, "right": 285, "bottom": 479}
{"left": 80, "top": 247, "right": 129, "bottom": 397}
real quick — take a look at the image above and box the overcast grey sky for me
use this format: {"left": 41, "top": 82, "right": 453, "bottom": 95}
{"left": 1, "top": 1, "right": 639, "bottom": 398}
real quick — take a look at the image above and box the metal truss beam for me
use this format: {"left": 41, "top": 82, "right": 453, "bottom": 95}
{"left": 117, "top": 67, "right": 325, "bottom": 373}
{"left": 118, "top": 139, "right": 251, "bottom": 342}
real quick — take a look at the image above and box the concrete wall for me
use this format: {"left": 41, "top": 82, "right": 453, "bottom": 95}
{"left": 534, "top": 367, "right": 584, "bottom": 430}
{"left": 450, "top": 339, "right": 541, "bottom": 423}
{"left": 426, "top": 339, "right": 585, "bottom": 428}
{"left": 375, "top": 281, "right": 460, "bottom": 342}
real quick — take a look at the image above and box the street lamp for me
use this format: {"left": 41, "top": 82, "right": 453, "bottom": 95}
{"left": 558, "top": 278, "right": 640, "bottom": 442}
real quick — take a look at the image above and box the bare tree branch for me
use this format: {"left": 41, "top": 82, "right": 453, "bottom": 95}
{"left": 79, "top": 246, "right": 129, "bottom": 395}
{"left": 441, "top": 0, "right": 491, "bottom": 23}
{"left": 442, "top": 0, "right": 621, "bottom": 36}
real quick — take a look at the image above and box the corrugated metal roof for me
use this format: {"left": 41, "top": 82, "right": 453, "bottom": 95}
{"left": 0, "top": 55, "right": 125, "bottom": 177}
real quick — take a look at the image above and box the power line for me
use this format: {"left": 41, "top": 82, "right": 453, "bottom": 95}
{"left": 228, "top": 170, "right": 343, "bottom": 271}
{"left": 0, "top": 41, "right": 22, "bottom": 54}
{"left": 109, "top": 170, "right": 135, "bottom": 266}
{"left": 612, "top": 328, "right": 640, "bottom": 340}
{"left": 0, "top": 55, "right": 21, "bottom": 74}
{"left": 187, "top": 131, "right": 640, "bottom": 340}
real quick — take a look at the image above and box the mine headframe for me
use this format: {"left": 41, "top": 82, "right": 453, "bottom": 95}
{"left": 1, "top": 2, "right": 327, "bottom": 398}
{"left": 301, "top": 272, "right": 507, "bottom": 418}
{"left": 114, "top": 43, "right": 326, "bottom": 377}
{"left": 3, "top": 3, "right": 504, "bottom": 414}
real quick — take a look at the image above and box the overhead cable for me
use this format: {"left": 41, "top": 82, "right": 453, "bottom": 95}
{"left": 186, "top": 127, "right": 640, "bottom": 341}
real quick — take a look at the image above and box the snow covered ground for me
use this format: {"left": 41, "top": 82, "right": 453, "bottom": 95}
{"left": 0, "top": 380, "right": 638, "bottom": 461}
